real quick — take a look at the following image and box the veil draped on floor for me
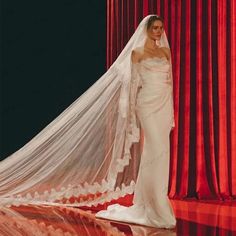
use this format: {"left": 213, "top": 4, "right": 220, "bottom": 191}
{"left": 0, "top": 15, "right": 175, "bottom": 207}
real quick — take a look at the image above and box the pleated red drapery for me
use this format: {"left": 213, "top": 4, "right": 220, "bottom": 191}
{"left": 106, "top": 0, "right": 236, "bottom": 200}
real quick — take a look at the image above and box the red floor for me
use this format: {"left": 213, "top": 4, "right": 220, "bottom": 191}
{"left": 0, "top": 199, "right": 235, "bottom": 236}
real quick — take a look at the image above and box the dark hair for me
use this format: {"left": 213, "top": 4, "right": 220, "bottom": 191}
{"left": 146, "top": 15, "right": 164, "bottom": 30}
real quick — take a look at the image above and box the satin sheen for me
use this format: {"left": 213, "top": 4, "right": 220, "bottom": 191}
{"left": 96, "top": 57, "right": 176, "bottom": 229}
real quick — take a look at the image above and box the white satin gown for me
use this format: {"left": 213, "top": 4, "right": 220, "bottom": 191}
{"left": 96, "top": 56, "right": 176, "bottom": 229}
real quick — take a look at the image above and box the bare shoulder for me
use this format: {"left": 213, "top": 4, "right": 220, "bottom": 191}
{"left": 161, "top": 47, "right": 171, "bottom": 60}
{"left": 131, "top": 47, "right": 143, "bottom": 63}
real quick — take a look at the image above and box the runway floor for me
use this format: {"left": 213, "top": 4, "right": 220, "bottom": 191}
{"left": 0, "top": 197, "right": 235, "bottom": 236}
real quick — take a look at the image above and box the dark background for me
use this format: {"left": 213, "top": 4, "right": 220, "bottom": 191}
{"left": 0, "top": 1, "right": 107, "bottom": 159}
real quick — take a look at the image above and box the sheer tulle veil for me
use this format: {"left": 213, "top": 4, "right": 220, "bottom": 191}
{"left": 0, "top": 14, "right": 175, "bottom": 207}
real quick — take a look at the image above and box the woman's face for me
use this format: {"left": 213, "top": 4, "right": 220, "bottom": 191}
{"left": 147, "top": 20, "right": 164, "bottom": 41}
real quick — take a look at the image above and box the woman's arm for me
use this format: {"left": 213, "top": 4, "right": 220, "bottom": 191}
{"left": 131, "top": 49, "right": 142, "bottom": 64}
{"left": 161, "top": 47, "right": 171, "bottom": 61}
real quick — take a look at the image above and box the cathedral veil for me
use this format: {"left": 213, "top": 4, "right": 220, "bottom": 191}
{"left": 0, "top": 15, "right": 175, "bottom": 207}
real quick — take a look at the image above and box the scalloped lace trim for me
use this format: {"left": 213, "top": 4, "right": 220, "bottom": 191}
{"left": 1, "top": 180, "right": 135, "bottom": 208}
{"left": 0, "top": 66, "right": 140, "bottom": 208}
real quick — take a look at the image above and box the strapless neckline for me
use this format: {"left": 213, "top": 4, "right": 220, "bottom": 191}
{"left": 138, "top": 56, "right": 169, "bottom": 64}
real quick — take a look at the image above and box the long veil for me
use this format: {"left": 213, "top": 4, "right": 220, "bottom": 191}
{"left": 0, "top": 15, "right": 175, "bottom": 207}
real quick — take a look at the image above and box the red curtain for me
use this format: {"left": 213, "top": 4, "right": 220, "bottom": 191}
{"left": 106, "top": 0, "right": 236, "bottom": 200}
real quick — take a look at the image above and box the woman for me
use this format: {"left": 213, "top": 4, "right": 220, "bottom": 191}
{"left": 95, "top": 15, "right": 176, "bottom": 229}
{"left": 0, "top": 15, "right": 175, "bottom": 229}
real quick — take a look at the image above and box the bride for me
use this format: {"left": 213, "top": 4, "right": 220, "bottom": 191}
{"left": 95, "top": 15, "right": 176, "bottom": 229}
{"left": 0, "top": 15, "right": 175, "bottom": 229}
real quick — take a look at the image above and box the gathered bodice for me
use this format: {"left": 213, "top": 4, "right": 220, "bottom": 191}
{"left": 137, "top": 57, "right": 171, "bottom": 86}
{"left": 135, "top": 56, "right": 173, "bottom": 120}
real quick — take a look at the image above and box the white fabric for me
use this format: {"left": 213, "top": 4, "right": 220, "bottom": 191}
{"left": 0, "top": 14, "right": 175, "bottom": 216}
{"left": 96, "top": 56, "right": 176, "bottom": 229}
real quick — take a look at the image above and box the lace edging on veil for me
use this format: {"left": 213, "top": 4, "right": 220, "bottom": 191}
{"left": 1, "top": 65, "right": 142, "bottom": 209}
{"left": 0, "top": 15, "right": 174, "bottom": 207}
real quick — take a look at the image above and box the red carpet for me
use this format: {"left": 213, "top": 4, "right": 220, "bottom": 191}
{"left": 0, "top": 199, "right": 235, "bottom": 236}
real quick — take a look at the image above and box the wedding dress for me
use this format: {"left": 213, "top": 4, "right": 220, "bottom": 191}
{"left": 0, "top": 15, "right": 175, "bottom": 228}
{"left": 96, "top": 53, "right": 176, "bottom": 229}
